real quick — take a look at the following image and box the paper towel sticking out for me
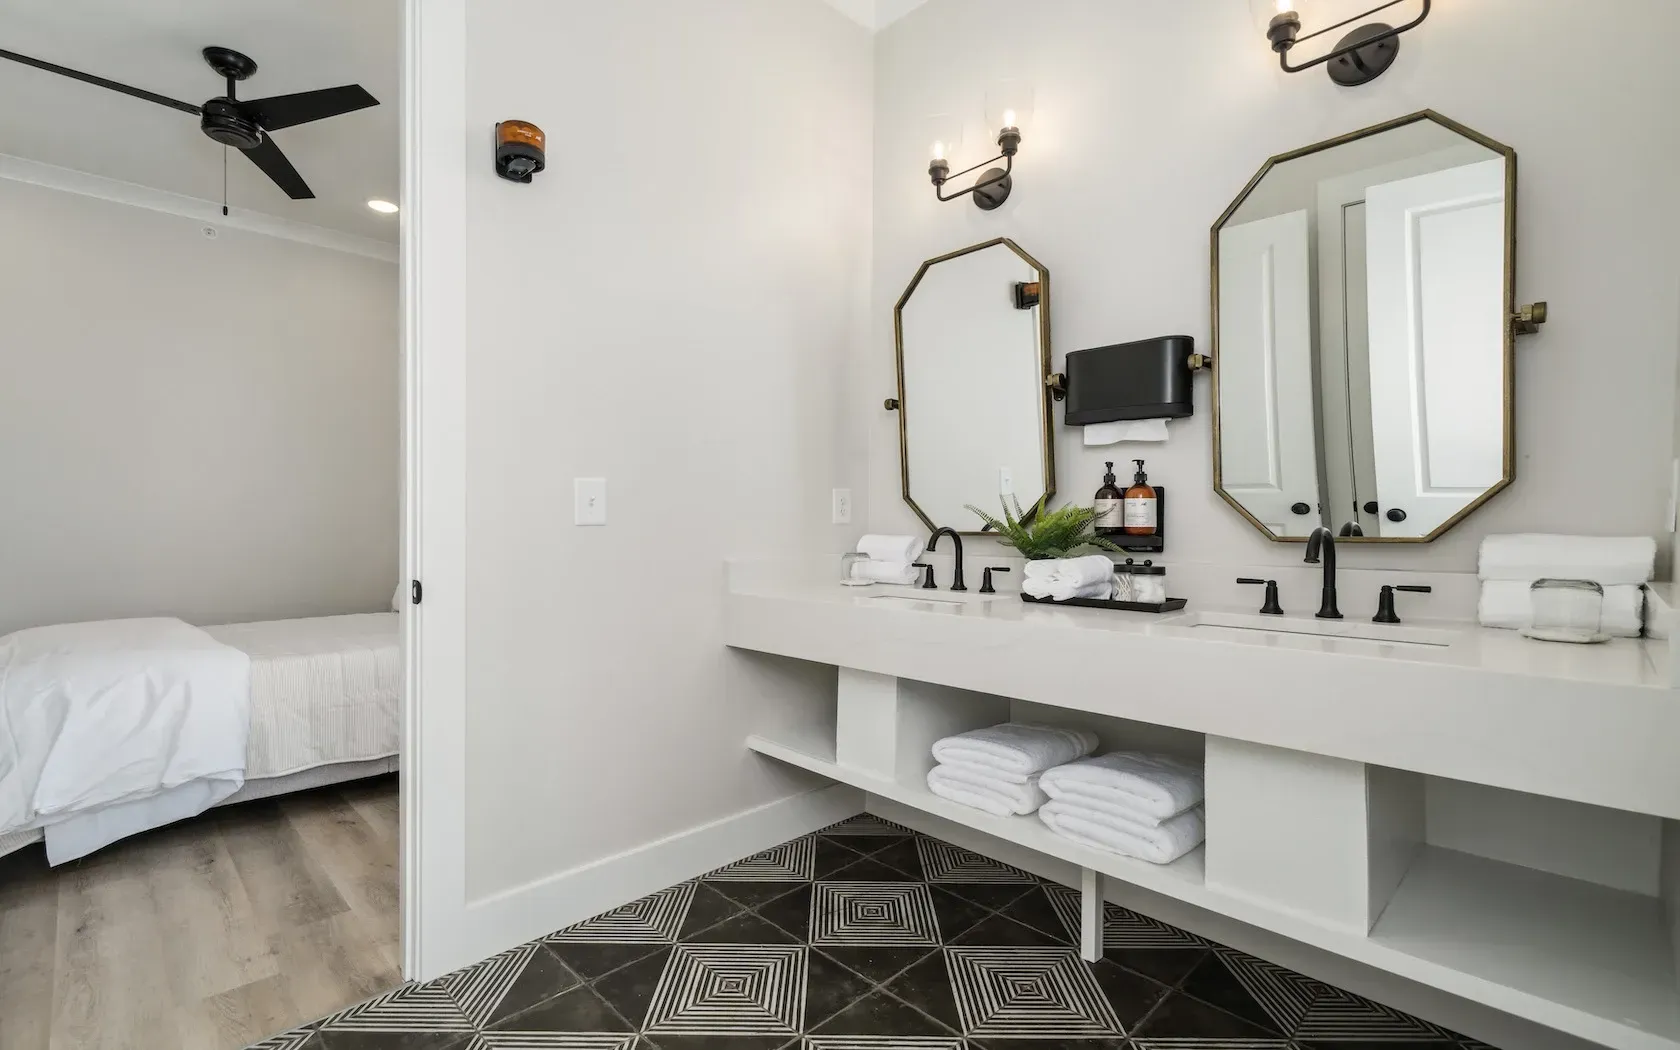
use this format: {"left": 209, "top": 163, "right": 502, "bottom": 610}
{"left": 1084, "top": 419, "right": 1170, "bottom": 446}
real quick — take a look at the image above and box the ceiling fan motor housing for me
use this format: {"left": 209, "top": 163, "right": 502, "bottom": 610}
{"left": 200, "top": 98, "right": 263, "bottom": 149}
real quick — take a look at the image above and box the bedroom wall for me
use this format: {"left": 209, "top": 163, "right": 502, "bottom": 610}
{"left": 0, "top": 179, "right": 399, "bottom": 635}
{"left": 867, "top": 0, "right": 1680, "bottom": 572}
{"left": 461, "top": 0, "right": 872, "bottom": 898}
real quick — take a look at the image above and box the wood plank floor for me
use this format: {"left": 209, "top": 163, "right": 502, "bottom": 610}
{"left": 0, "top": 776, "right": 400, "bottom": 1050}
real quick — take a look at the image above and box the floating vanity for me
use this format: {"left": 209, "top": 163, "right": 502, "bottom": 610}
{"left": 729, "top": 566, "right": 1680, "bottom": 1050}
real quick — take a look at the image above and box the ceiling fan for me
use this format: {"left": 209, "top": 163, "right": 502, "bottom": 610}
{"left": 0, "top": 45, "right": 378, "bottom": 201}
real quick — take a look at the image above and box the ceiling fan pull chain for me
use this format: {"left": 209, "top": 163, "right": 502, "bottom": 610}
{"left": 222, "top": 145, "right": 229, "bottom": 217}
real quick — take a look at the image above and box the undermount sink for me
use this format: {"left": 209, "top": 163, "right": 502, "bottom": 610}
{"left": 866, "top": 590, "right": 998, "bottom": 607}
{"left": 1156, "top": 610, "right": 1456, "bottom": 649}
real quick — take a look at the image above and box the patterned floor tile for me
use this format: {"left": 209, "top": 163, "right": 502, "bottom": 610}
{"left": 246, "top": 814, "right": 1502, "bottom": 1050}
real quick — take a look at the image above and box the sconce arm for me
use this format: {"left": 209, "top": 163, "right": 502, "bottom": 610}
{"left": 1278, "top": 0, "right": 1430, "bottom": 73}
{"left": 934, "top": 153, "right": 1014, "bottom": 203}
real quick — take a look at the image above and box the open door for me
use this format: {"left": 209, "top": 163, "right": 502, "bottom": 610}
{"left": 1217, "top": 209, "right": 1320, "bottom": 537}
{"left": 1364, "top": 158, "right": 1506, "bottom": 538}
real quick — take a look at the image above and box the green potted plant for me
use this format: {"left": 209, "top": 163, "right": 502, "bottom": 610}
{"left": 965, "top": 495, "right": 1125, "bottom": 561}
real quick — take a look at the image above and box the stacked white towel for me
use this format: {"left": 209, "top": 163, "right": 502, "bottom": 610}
{"left": 1476, "top": 534, "right": 1654, "bottom": 637}
{"left": 1022, "top": 555, "right": 1117, "bottom": 601}
{"left": 925, "top": 723, "right": 1099, "bottom": 817}
{"left": 1037, "top": 752, "right": 1206, "bottom": 865}
{"left": 851, "top": 534, "right": 928, "bottom": 586}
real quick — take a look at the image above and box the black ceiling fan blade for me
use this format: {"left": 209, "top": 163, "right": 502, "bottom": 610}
{"left": 237, "top": 84, "right": 378, "bottom": 132}
{"left": 0, "top": 47, "right": 201, "bottom": 115}
{"left": 241, "top": 135, "right": 314, "bottom": 199}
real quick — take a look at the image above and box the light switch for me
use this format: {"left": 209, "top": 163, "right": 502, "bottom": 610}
{"left": 574, "top": 478, "right": 607, "bottom": 525}
{"left": 999, "top": 467, "right": 1014, "bottom": 496}
{"left": 832, "top": 488, "right": 853, "bottom": 525}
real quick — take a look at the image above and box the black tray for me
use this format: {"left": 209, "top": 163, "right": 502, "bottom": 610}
{"left": 1021, "top": 594, "right": 1187, "bottom": 614}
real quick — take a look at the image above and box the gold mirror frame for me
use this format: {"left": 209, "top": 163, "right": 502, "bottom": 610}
{"left": 1210, "top": 109, "right": 1519, "bottom": 544}
{"left": 890, "top": 237, "right": 1057, "bottom": 534}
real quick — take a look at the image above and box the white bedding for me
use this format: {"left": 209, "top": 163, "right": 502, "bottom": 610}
{"left": 0, "top": 612, "right": 400, "bottom": 864}
{"left": 0, "top": 618, "right": 251, "bottom": 863}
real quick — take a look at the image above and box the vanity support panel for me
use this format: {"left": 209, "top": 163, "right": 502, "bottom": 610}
{"left": 834, "top": 669, "right": 1009, "bottom": 785}
{"left": 835, "top": 668, "right": 899, "bottom": 779}
{"left": 1080, "top": 866, "right": 1104, "bottom": 963}
{"left": 1206, "top": 736, "right": 1422, "bottom": 933}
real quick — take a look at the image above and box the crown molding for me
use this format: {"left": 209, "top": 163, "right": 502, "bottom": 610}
{"left": 0, "top": 153, "right": 398, "bottom": 264}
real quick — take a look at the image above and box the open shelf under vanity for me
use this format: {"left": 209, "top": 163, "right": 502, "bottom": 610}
{"left": 739, "top": 655, "right": 1680, "bottom": 1050}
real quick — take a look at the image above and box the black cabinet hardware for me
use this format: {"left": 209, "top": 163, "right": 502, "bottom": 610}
{"left": 1363, "top": 501, "right": 1379, "bottom": 514}
{"left": 1387, "top": 508, "right": 1408, "bottom": 523}
{"left": 1291, "top": 502, "right": 1312, "bottom": 515}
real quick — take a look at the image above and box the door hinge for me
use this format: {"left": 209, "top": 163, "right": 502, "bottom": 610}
{"left": 411, "top": 579, "right": 423, "bottom": 605}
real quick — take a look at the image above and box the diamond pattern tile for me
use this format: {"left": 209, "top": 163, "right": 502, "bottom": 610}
{"left": 245, "top": 821, "right": 1505, "bottom": 1050}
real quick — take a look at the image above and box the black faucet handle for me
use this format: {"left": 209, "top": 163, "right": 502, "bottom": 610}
{"left": 1374, "top": 583, "right": 1432, "bottom": 624}
{"left": 913, "top": 562, "right": 935, "bottom": 589}
{"left": 1238, "top": 577, "right": 1284, "bottom": 615}
{"left": 980, "top": 566, "right": 1012, "bottom": 594}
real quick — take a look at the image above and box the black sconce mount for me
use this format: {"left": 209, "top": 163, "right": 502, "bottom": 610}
{"left": 1268, "top": 0, "right": 1431, "bottom": 87}
{"left": 929, "top": 125, "right": 1021, "bottom": 211}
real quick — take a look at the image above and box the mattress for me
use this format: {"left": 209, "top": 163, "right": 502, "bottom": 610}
{"left": 203, "top": 613, "right": 401, "bottom": 780}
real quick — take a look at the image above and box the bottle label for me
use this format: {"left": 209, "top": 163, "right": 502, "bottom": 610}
{"left": 1094, "top": 498, "right": 1123, "bottom": 529}
{"left": 1124, "top": 498, "right": 1157, "bottom": 529}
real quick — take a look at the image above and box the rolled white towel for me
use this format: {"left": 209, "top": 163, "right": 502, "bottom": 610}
{"left": 858, "top": 534, "right": 926, "bottom": 564}
{"left": 1478, "top": 534, "right": 1655, "bottom": 586}
{"left": 1051, "top": 555, "right": 1116, "bottom": 587}
{"left": 1039, "top": 800, "right": 1205, "bottom": 865}
{"left": 927, "top": 764, "right": 1049, "bottom": 816}
{"left": 931, "top": 723, "right": 1099, "bottom": 777}
{"left": 1023, "top": 559, "right": 1061, "bottom": 581}
{"left": 850, "top": 559, "right": 919, "bottom": 585}
{"left": 1039, "top": 752, "right": 1204, "bottom": 822}
{"left": 1047, "top": 574, "right": 1118, "bottom": 602}
{"left": 1478, "top": 580, "right": 1644, "bottom": 638}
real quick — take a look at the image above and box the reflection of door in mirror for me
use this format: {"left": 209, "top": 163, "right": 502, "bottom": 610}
{"left": 1365, "top": 158, "right": 1507, "bottom": 537}
{"left": 897, "top": 241, "right": 1050, "bottom": 531}
{"left": 1217, "top": 210, "right": 1320, "bottom": 537}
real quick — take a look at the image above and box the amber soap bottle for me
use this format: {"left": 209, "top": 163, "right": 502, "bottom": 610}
{"left": 1124, "top": 459, "right": 1158, "bottom": 536}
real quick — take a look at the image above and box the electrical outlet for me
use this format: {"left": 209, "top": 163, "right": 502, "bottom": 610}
{"left": 574, "top": 478, "right": 607, "bottom": 525}
{"left": 832, "top": 488, "right": 853, "bottom": 525}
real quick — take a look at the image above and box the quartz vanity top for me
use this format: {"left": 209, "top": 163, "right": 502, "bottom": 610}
{"left": 726, "top": 561, "right": 1680, "bottom": 820}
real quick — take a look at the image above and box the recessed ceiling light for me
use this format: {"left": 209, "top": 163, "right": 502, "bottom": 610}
{"left": 367, "top": 199, "right": 399, "bottom": 214}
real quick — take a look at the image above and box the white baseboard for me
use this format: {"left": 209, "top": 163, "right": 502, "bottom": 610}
{"left": 868, "top": 797, "right": 1601, "bottom": 1050}
{"left": 426, "top": 783, "right": 864, "bottom": 979}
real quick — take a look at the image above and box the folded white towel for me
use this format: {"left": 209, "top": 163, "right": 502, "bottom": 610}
{"left": 927, "top": 764, "right": 1048, "bottom": 816}
{"left": 1023, "top": 575, "right": 1118, "bottom": 601}
{"left": 1039, "top": 800, "right": 1205, "bottom": 865}
{"left": 1023, "top": 559, "right": 1060, "bottom": 581}
{"left": 1478, "top": 534, "right": 1655, "bottom": 586}
{"left": 1021, "top": 556, "right": 1119, "bottom": 601}
{"left": 1039, "top": 752, "right": 1205, "bottom": 822}
{"left": 1049, "top": 555, "right": 1116, "bottom": 587}
{"left": 850, "top": 559, "right": 919, "bottom": 585}
{"left": 931, "top": 723, "right": 1099, "bottom": 777}
{"left": 858, "top": 534, "right": 926, "bottom": 564}
{"left": 1478, "top": 580, "right": 1644, "bottom": 638}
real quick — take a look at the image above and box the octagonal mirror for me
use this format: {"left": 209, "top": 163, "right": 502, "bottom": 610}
{"left": 891, "top": 238, "right": 1056, "bottom": 533}
{"left": 1212, "top": 110, "right": 1518, "bottom": 542}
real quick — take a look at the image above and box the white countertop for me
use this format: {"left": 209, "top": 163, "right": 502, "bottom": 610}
{"left": 725, "top": 561, "right": 1680, "bottom": 819}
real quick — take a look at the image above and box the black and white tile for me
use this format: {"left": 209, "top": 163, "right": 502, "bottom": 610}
{"left": 244, "top": 814, "right": 1501, "bottom": 1050}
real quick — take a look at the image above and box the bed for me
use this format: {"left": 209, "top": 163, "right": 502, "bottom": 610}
{"left": 0, "top": 612, "right": 400, "bottom": 861}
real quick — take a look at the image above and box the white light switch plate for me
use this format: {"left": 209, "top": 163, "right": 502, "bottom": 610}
{"left": 574, "top": 478, "right": 607, "bottom": 526}
{"left": 999, "top": 467, "right": 1014, "bottom": 496}
{"left": 832, "top": 488, "right": 853, "bottom": 525}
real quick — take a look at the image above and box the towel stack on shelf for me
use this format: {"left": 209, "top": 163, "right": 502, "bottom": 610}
{"left": 1038, "top": 752, "right": 1205, "bottom": 865}
{"left": 850, "top": 533, "right": 927, "bottom": 585}
{"left": 925, "top": 723, "right": 1098, "bottom": 817}
{"left": 1477, "top": 534, "right": 1655, "bottom": 637}
{"left": 1022, "top": 555, "right": 1117, "bottom": 601}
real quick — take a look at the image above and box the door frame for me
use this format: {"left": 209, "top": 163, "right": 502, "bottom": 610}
{"left": 400, "top": 0, "right": 470, "bottom": 982}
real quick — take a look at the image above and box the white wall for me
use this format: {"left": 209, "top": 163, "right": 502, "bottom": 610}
{"left": 868, "top": 0, "right": 1680, "bottom": 571}
{"left": 462, "top": 0, "right": 873, "bottom": 899}
{"left": 0, "top": 179, "right": 399, "bottom": 635}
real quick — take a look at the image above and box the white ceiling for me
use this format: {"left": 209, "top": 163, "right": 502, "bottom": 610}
{"left": 822, "top": 0, "right": 929, "bottom": 32}
{"left": 0, "top": 0, "right": 400, "bottom": 242}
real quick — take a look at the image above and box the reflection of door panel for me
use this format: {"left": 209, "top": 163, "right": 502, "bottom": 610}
{"left": 1341, "top": 202, "right": 1380, "bottom": 534}
{"left": 1218, "top": 210, "right": 1319, "bottom": 536}
{"left": 1366, "top": 159, "right": 1506, "bottom": 537}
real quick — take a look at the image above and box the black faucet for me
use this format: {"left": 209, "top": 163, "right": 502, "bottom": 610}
{"left": 1303, "top": 525, "right": 1343, "bottom": 619}
{"left": 927, "top": 527, "right": 966, "bottom": 592}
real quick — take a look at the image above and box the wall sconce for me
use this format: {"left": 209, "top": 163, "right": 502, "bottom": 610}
{"left": 1257, "top": 0, "right": 1431, "bottom": 86}
{"left": 927, "top": 81, "right": 1033, "bottom": 211}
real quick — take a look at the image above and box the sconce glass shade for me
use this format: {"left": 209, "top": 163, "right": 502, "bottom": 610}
{"left": 985, "top": 79, "right": 1033, "bottom": 133}
{"left": 924, "top": 114, "right": 963, "bottom": 163}
{"left": 1249, "top": 0, "right": 1344, "bottom": 31}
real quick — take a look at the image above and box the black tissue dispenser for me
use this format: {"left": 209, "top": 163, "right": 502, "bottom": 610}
{"left": 1060, "top": 335, "right": 1196, "bottom": 426}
